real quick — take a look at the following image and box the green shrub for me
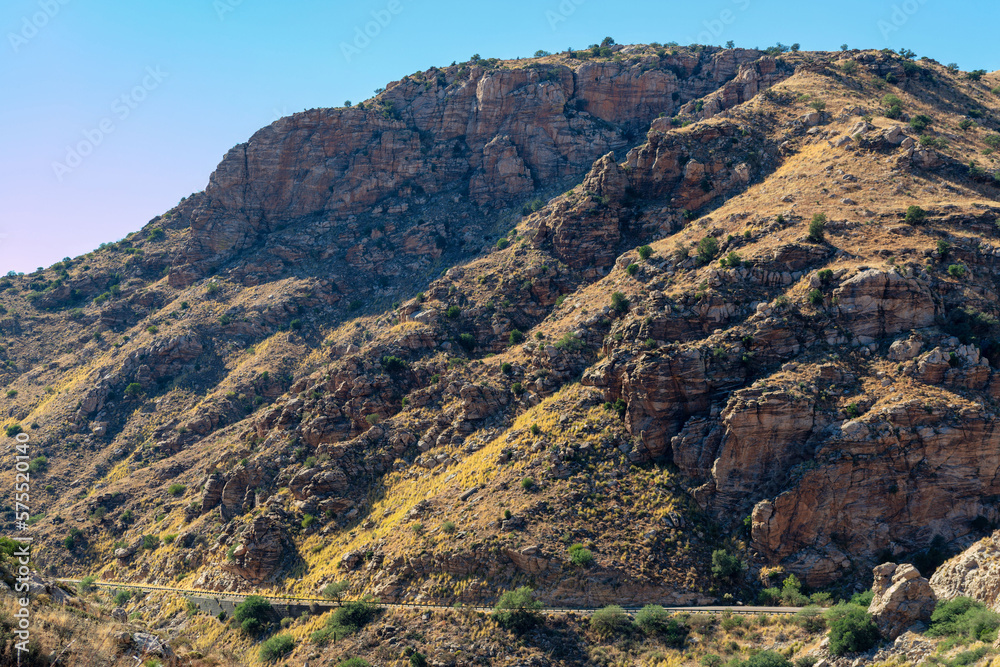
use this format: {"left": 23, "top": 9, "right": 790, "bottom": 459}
{"left": 112, "top": 589, "right": 131, "bottom": 606}
{"left": 337, "top": 659, "right": 370, "bottom": 667}
{"left": 5, "top": 424, "right": 23, "bottom": 438}
{"left": 720, "top": 251, "right": 741, "bottom": 268}
{"left": 381, "top": 355, "right": 407, "bottom": 372}
{"left": 446, "top": 305, "right": 461, "bottom": 319}
{"left": 825, "top": 603, "right": 880, "bottom": 655}
{"left": 795, "top": 605, "right": 827, "bottom": 632}
{"left": 509, "top": 329, "right": 524, "bottom": 345}
{"left": 259, "top": 634, "right": 294, "bottom": 662}
{"left": 905, "top": 205, "right": 927, "bottom": 224}
{"left": 500, "top": 362, "right": 513, "bottom": 375}
{"left": 496, "top": 238, "right": 509, "bottom": 250}
{"left": 234, "top": 595, "right": 273, "bottom": 635}
{"left": 985, "top": 134, "right": 1000, "bottom": 149}
{"left": 909, "top": 114, "right": 932, "bottom": 133}
{"left": 124, "top": 383, "right": 143, "bottom": 398}
{"left": 808, "top": 213, "right": 826, "bottom": 243}
{"left": 948, "top": 264, "right": 967, "bottom": 279}
{"left": 745, "top": 651, "right": 793, "bottom": 667}
{"left": 696, "top": 236, "right": 720, "bottom": 265}
{"left": 28, "top": 456, "right": 48, "bottom": 473}
{"left": 850, "top": 590, "right": 874, "bottom": 607}
{"left": 638, "top": 245, "right": 653, "bottom": 260}
{"left": 141, "top": 534, "right": 159, "bottom": 550}
{"left": 626, "top": 263, "right": 639, "bottom": 276}
{"left": 927, "top": 597, "right": 1000, "bottom": 642}
{"left": 611, "top": 292, "right": 629, "bottom": 313}
{"left": 807, "top": 289, "right": 824, "bottom": 306}
{"left": 511, "top": 382, "right": 524, "bottom": 396}
{"left": 78, "top": 575, "right": 97, "bottom": 593}
{"left": 442, "top": 520, "right": 456, "bottom": 534}
{"left": 711, "top": 549, "right": 742, "bottom": 579}
{"left": 301, "top": 513, "right": 316, "bottom": 529}
{"left": 520, "top": 477, "right": 535, "bottom": 491}
{"left": 817, "top": 268, "right": 834, "bottom": 283}
{"left": 457, "top": 333, "right": 476, "bottom": 351}
{"left": 492, "top": 586, "right": 542, "bottom": 633}
{"left": 321, "top": 581, "right": 349, "bottom": 602}
{"left": 167, "top": 483, "right": 186, "bottom": 497}
{"left": 568, "top": 543, "right": 593, "bottom": 567}
{"left": 409, "top": 652, "right": 427, "bottom": 667}
{"left": 701, "top": 656, "right": 724, "bottom": 667}
{"left": 590, "top": 605, "right": 631, "bottom": 637}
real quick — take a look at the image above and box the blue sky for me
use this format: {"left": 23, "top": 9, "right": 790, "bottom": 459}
{"left": 1, "top": 0, "right": 997, "bottom": 273}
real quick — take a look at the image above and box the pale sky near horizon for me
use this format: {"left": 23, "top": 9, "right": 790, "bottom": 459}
{"left": 1, "top": 0, "right": 997, "bottom": 274}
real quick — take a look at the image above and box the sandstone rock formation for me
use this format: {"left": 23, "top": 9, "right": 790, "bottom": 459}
{"left": 868, "top": 563, "right": 936, "bottom": 640}
{"left": 930, "top": 532, "right": 1000, "bottom": 610}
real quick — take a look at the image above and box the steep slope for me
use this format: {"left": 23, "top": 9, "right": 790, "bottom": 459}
{"left": 3, "top": 46, "right": 1000, "bottom": 638}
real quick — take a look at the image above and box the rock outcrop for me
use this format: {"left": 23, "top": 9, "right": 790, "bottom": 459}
{"left": 930, "top": 532, "right": 1000, "bottom": 610}
{"left": 868, "top": 563, "right": 936, "bottom": 640}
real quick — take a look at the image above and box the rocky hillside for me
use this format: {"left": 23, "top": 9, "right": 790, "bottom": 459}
{"left": 3, "top": 42, "right": 1000, "bottom": 663}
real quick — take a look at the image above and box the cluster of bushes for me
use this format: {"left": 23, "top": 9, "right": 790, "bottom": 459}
{"left": 590, "top": 604, "right": 690, "bottom": 646}
{"left": 311, "top": 598, "right": 380, "bottom": 644}
{"left": 926, "top": 597, "right": 1000, "bottom": 643}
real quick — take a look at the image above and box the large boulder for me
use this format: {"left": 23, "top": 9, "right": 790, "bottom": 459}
{"left": 868, "top": 563, "right": 936, "bottom": 639}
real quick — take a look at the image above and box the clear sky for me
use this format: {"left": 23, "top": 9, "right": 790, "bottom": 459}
{"left": 1, "top": 0, "right": 997, "bottom": 274}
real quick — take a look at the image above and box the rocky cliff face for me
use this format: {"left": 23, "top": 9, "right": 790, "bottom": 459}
{"left": 4, "top": 45, "right": 1000, "bottom": 614}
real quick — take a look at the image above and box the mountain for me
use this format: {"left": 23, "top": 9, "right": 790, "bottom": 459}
{"left": 3, "top": 42, "right": 1000, "bottom": 665}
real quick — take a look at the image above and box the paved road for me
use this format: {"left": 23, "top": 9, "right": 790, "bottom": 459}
{"left": 57, "top": 579, "right": 800, "bottom": 616}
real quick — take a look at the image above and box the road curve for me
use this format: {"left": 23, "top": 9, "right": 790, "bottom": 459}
{"left": 56, "top": 579, "right": 800, "bottom": 616}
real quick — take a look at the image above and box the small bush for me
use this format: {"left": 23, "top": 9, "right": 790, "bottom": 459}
{"left": 493, "top": 586, "right": 542, "bottom": 633}
{"left": 124, "top": 383, "right": 143, "bottom": 398}
{"left": 457, "top": 333, "right": 476, "bottom": 351}
{"left": 28, "top": 456, "right": 48, "bottom": 473}
{"left": 948, "top": 264, "right": 967, "bottom": 279}
{"left": 142, "top": 535, "right": 160, "bottom": 550}
{"left": 795, "top": 605, "right": 827, "bottom": 633}
{"left": 808, "top": 213, "right": 826, "bottom": 243}
{"left": 745, "top": 651, "right": 793, "bottom": 667}
{"left": 235, "top": 595, "right": 273, "bottom": 635}
{"left": 711, "top": 549, "right": 742, "bottom": 579}
{"left": 590, "top": 605, "right": 631, "bottom": 637}
{"left": 520, "top": 477, "right": 535, "bottom": 491}
{"left": 626, "top": 263, "right": 639, "bottom": 276}
{"left": 78, "top": 575, "right": 96, "bottom": 593}
{"left": 611, "top": 292, "right": 629, "bottom": 313}
{"left": 446, "top": 305, "right": 461, "bottom": 319}
{"left": 909, "top": 114, "right": 932, "bottom": 133}
{"left": 442, "top": 520, "right": 456, "bottom": 534}
{"left": 808, "top": 289, "right": 824, "bottom": 306}
{"left": 5, "top": 424, "right": 23, "bottom": 438}
{"left": 259, "top": 634, "right": 294, "bottom": 662}
{"left": 337, "top": 659, "right": 370, "bottom": 667}
{"left": 568, "top": 543, "right": 593, "bottom": 567}
{"left": 530, "top": 423, "right": 540, "bottom": 435}
{"left": 985, "top": 134, "right": 1000, "bottom": 149}
{"left": 509, "top": 329, "right": 525, "bottom": 345}
{"left": 927, "top": 596, "right": 1000, "bottom": 642}
{"left": 696, "top": 236, "right": 720, "bottom": 265}
{"left": 512, "top": 382, "right": 525, "bottom": 396}
{"left": 720, "top": 251, "right": 741, "bottom": 268}
{"left": 825, "top": 603, "right": 880, "bottom": 655}
{"left": 112, "top": 590, "right": 131, "bottom": 606}
{"left": 409, "top": 652, "right": 427, "bottom": 667}
{"left": 638, "top": 245, "right": 653, "bottom": 260}
{"left": 500, "top": 362, "right": 513, "bottom": 375}
{"left": 167, "top": 483, "right": 186, "bottom": 497}
{"left": 905, "top": 205, "right": 927, "bottom": 224}
{"left": 381, "top": 355, "right": 408, "bottom": 372}
{"left": 322, "top": 581, "right": 349, "bottom": 602}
